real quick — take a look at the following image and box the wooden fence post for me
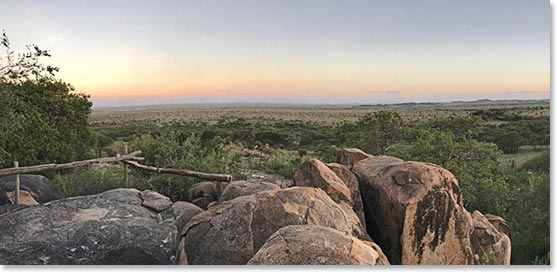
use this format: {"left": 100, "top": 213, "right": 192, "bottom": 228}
{"left": 14, "top": 161, "right": 19, "bottom": 205}
{"left": 124, "top": 143, "right": 129, "bottom": 188}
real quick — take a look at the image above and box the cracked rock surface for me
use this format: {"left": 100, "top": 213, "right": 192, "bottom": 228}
{"left": 0, "top": 188, "right": 182, "bottom": 264}
{"left": 177, "top": 187, "right": 367, "bottom": 265}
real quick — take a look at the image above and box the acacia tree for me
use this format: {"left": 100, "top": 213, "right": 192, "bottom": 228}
{"left": 0, "top": 30, "right": 96, "bottom": 167}
{"left": 0, "top": 30, "right": 59, "bottom": 83}
{"left": 342, "top": 111, "right": 404, "bottom": 154}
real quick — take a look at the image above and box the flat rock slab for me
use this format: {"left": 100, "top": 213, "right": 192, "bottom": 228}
{"left": 0, "top": 188, "right": 178, "bottom": 265}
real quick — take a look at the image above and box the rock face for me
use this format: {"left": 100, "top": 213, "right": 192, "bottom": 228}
{"left": 0, "top": 188, "right": 182, "bottom": 264}
{"left": 470, "top": 211, "right": 511, "bottom": 265}
{"left": 186, "top": 181, "right": 229, "bottom": 209}
{"left": 327, "top": 162, "right": 366, "bottom": 230}
{"left": 336, "top": 148, "right": 372, "bottom": 169}
{"left": 353, "top": 156, "right": 474, "bottom": 265}
{"left": 0, "top": 174, "right": 64, "bottom": 204}
{"left": 178, "top": 187, "right": 367, "bottom": 265}
{"left": 245, "top": 169, "right": 294, "bottom": 188}
{"left": 220, "top": 180, "right": 280, "bottom": 202}
{"left": 293, "top": 158, "right": 352, "bottom": 203}
{"left": 171, "top": 201, "right": 203, "bottom": 234}
{"left": 247, "top": 225, "right": 389, "bottom": 265}
{"left": 485, "top": 214, "right": 511, "bottom": 239}
{"left": 140, "top": 190, "right": 172, "bottom": 212}
{"left": 7, "top": 190, "right": 39, "bottom": 206}
{"left": 0, "top": 204, "right": 27, "bottom": 218}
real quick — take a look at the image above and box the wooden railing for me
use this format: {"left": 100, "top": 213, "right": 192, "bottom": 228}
{"left": 0, "top": 150, "right": 232, "bottom": 204}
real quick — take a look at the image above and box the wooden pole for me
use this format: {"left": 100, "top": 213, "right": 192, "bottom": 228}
{"left": 121, "top": 160, "right": 232, "bottom": 182}
{"left": 124, "top": 143, "right": 129, "bottom": 188}
{"left": 14, "top": 161, "right": 19, "bottom": 205}
{"left": 0, "top": 150, "right": 233, "bottom": 183}
{"left": 0, "top": 151, "right": 144, "bottom": 176}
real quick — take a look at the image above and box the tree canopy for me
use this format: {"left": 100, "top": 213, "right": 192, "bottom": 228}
{"left": 0, "top": 30, "right": 96, "bottom": 167}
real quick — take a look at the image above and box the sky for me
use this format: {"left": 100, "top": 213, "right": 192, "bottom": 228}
{"left": 0, "top": 0, "right": 550, "bottom": 106}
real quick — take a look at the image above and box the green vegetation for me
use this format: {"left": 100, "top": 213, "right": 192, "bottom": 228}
{"left": 0, "top": 30, "right": 549, "bottom": 265}
{"left": 0, "top": 31, "right": 95, "bottom": 168}
{"left": 89, "top": 108, "right": 550, "bottom": 264}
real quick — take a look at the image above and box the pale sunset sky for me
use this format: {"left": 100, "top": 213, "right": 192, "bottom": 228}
{"left": 0, "top": 0, "right": 550, "bottom": 106}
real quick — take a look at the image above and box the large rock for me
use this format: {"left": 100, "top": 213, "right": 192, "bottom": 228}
{"left": 353, "top": 156, "right": 474, "bottom": 265}
{"left": 171, "top": 201, "right": 203, "bottom": 234}
{"left": 293, "top": 158, "right": 352, "bottom": 203}
{"left": 0, "top": 174, "right": 64, "bottom": 204}
{"left": 327, "top": 162, "right": 366, "bottom": 230}
{"left": 336, "top": 148, "right": 372, "bottom": 169}
{"left": 0, "top": 188, "right": 181, "bottom": 264}
{"left": 186, "top": 181, "right": 229, "bottom": 209}
{"left": 220, "top": 180, "right": 280, "bottom": 202}
{"left": 178, "top": 187, "right": 367, "bottom": 265}
{"left": 247, "top": 225, "right": 389, "bottom": 265}
{"left": 470, "top": 211, "right": 511, "bottom": 265}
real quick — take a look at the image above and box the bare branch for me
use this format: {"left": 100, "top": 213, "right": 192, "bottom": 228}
{"left": 122, "top": 160, "right": 232, "bottom": 182}
{"left": 0, "top": 151, "right": 144, "bottom": 176}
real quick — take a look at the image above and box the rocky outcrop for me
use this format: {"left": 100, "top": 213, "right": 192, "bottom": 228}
{"left": 247, "top": 225, "right": 389, "bottom": 265}
{"left": 0, "top": 174, "right": 64, "bottom": 204}
{"left": 293, "top": 158, "right": 352, "bottom": 203}
{"left": 336, "top": 148, "right": 372, "bottom": 169}
{"left": 353, "top": 156, "right": 474, "bottom": 265}
{"left": 220, "top": 180, "right": 280, "bottom": 202}
{"left": 178, "top": 187, "right": 366, "bottom": 265}
{"left": 327, "top": 162, "right": 366, "bottom": 230}
{"left": 0, "top": 188, "right": 187, "bottom": 264}
{"left": 470, "top": 211, "right": 511, "bottom": 265}
{"left": 0, "top": 148, "right": 513, "bottom": 265}
{"left": 186, "top": 181, "right": 229, "bottom": 209}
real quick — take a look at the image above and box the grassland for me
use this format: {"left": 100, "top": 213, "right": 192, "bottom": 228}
{"left": 91, "top": 99, "right": 549, "bottom": 126}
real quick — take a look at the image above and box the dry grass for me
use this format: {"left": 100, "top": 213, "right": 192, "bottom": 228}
{"left": 91, "top": 100, "right": 549, "bottom": 126}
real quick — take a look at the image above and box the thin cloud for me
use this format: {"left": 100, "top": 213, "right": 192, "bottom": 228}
{"left": 374, "top": 90, "right": 401, "bottom": 96}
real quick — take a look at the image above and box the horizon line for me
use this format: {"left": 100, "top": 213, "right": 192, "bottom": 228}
{"left": 91, "top": 97, "right": 550, "bottom": 109}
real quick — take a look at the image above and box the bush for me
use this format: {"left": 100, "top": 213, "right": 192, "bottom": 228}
{"left": 52, "top": 165, "right": 146, "bottom": 197}
{"left": 128, "top": 131, "right": 244, "bottom": 200}
{"left": 248, "top": 148, "right": 311, "bottom": 179}
{"left": 506, "top": 172, "right": 550, "bottom": 264}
